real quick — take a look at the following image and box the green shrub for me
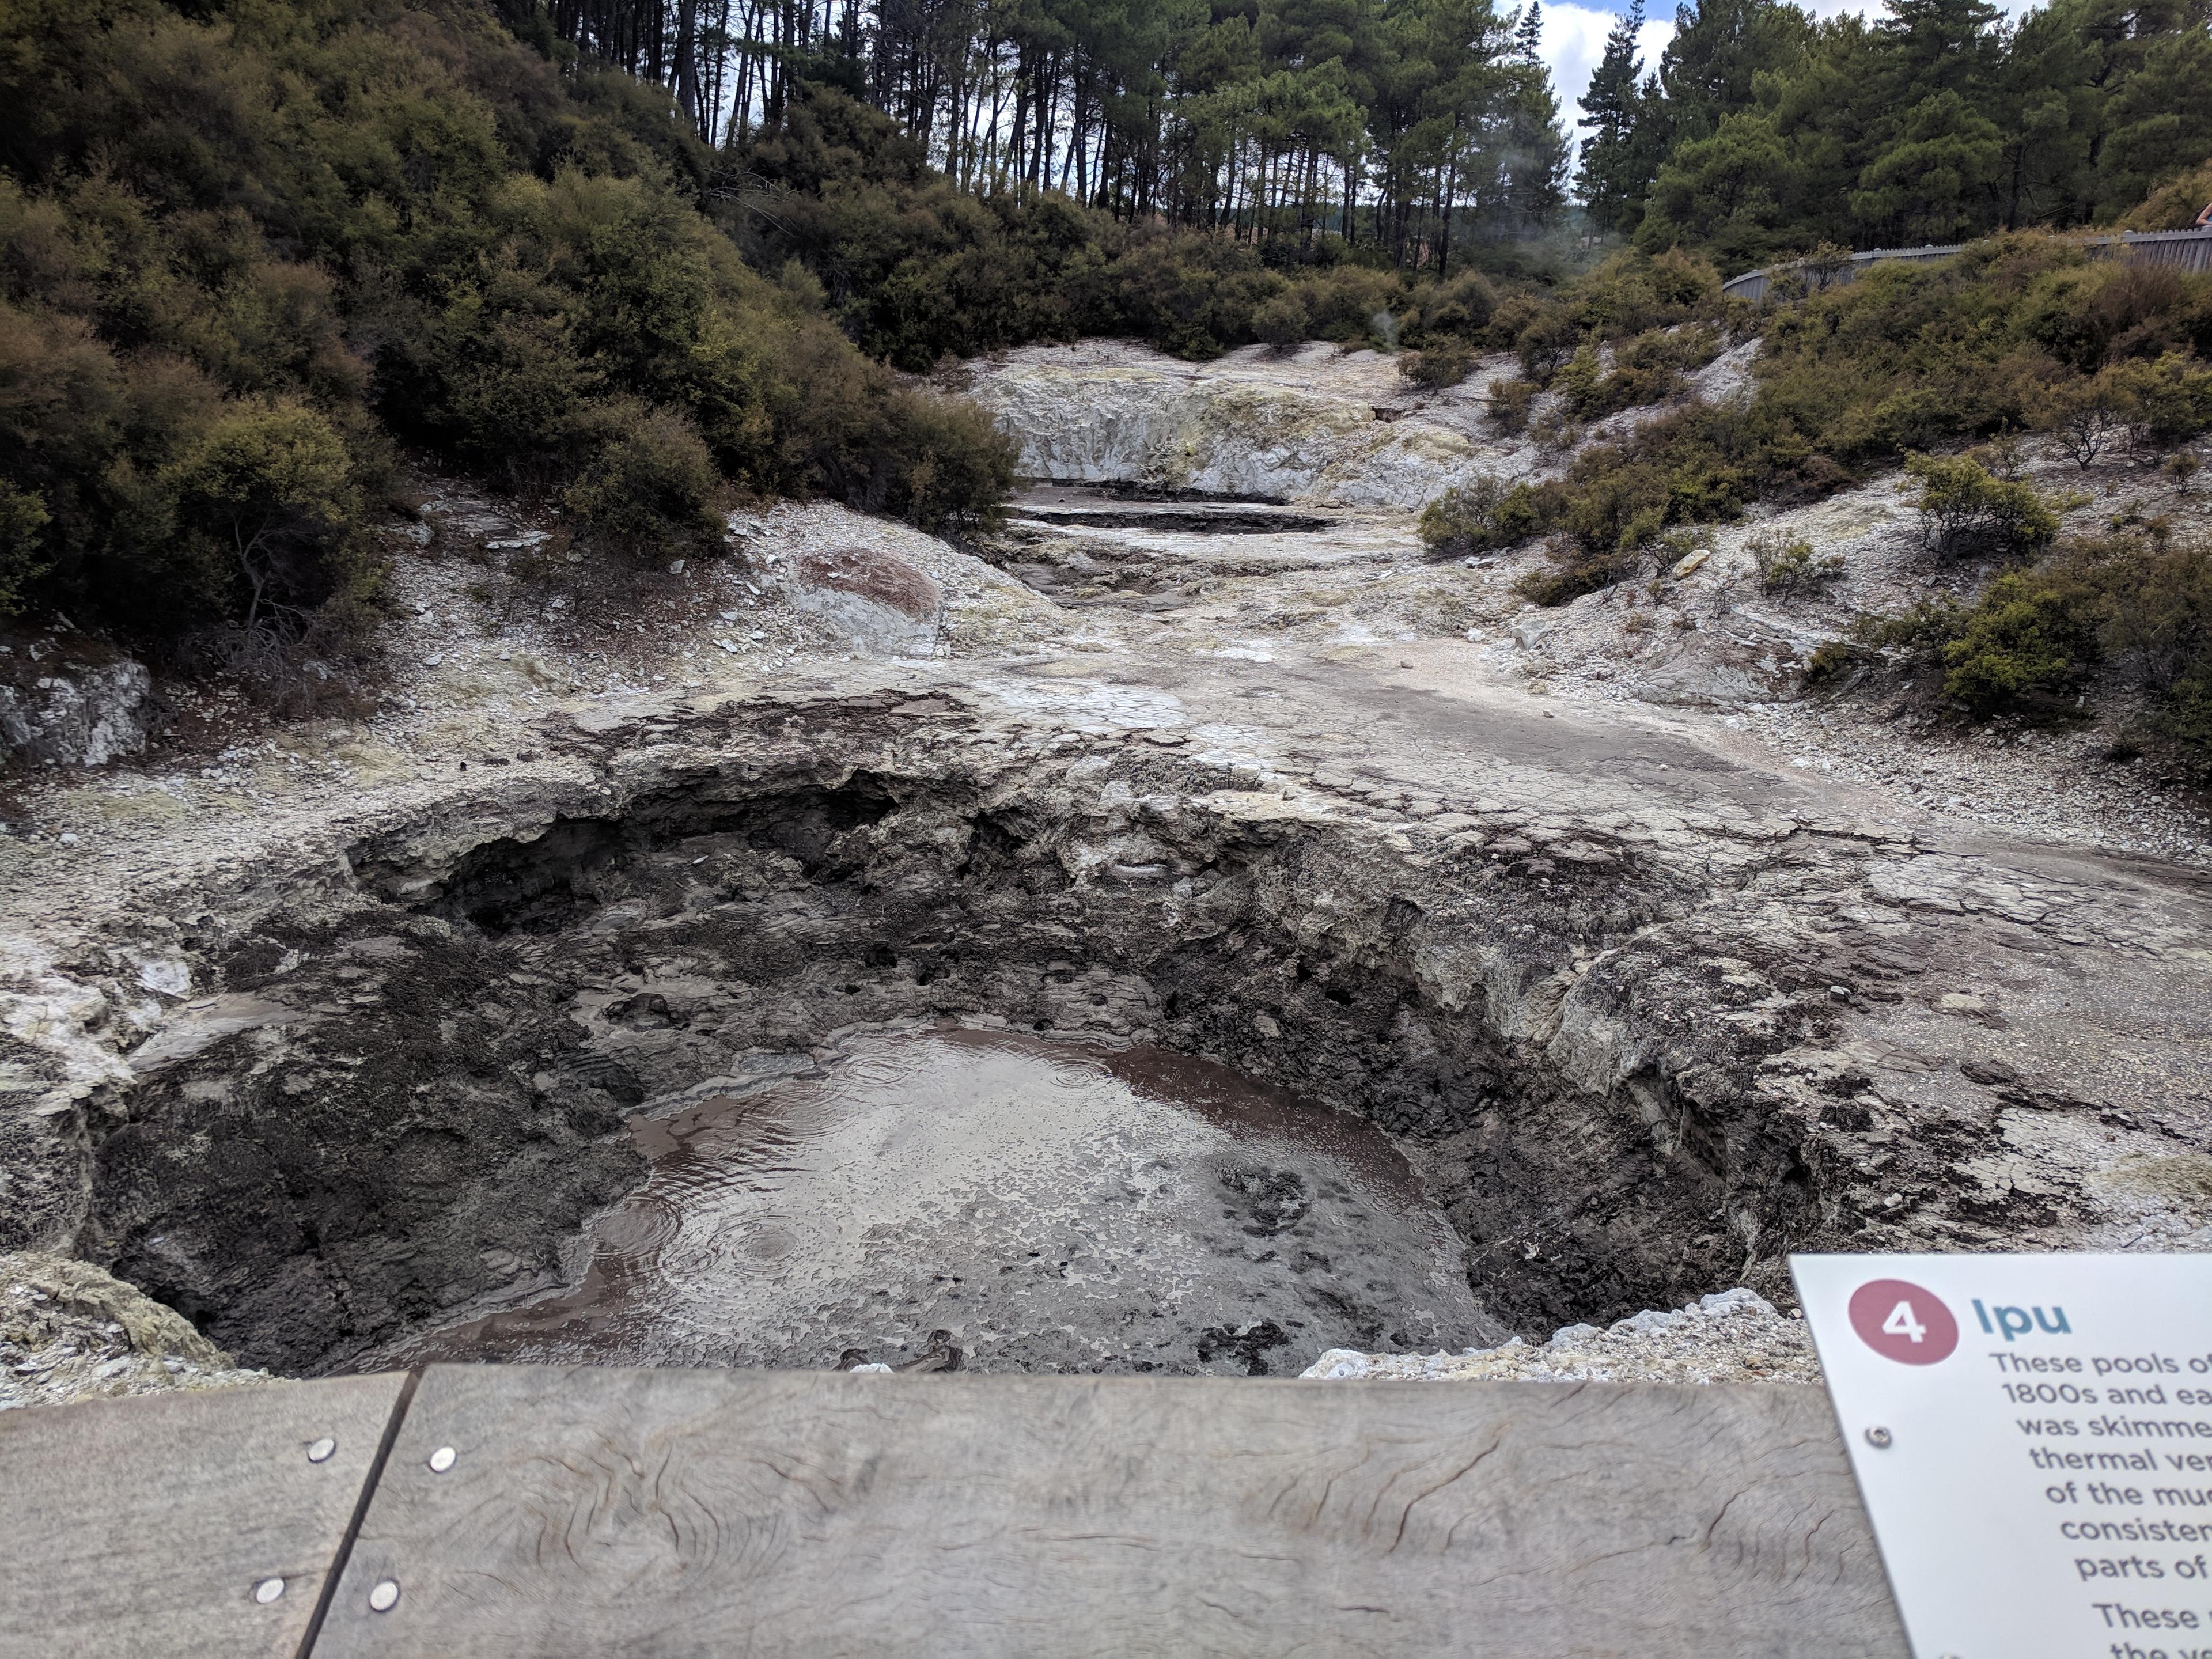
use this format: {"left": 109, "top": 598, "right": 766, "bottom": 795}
{"left": 1418, "top": 475, "right": 1543, "bottom": 559}
{"left": 1805, "top": 639, "right": 1859, "bottom": 682}
{"left": 1512, "top": 308, "right": 1583, "bottom": 386}
{"left": 1294, "top": 267, "right": 1406, "bottom": 344}
{"left": 1550, "top": 327, "right": 1712, "bottom": 423}
{"left": 2080, "top": 531, "right": 2212, "bottom": 760}
{"left": 1905, "top": 454, "right": 2061, "bottom": 561}
{"left": 562, "top": 404, "right": 724, "bottom": 562}
{"left": 2029, "top": 375, "right": 2128, "bottom": 468}
{"left": 1552, "top": 344, "right": 1604, "bottom": 418}
{"left": 0, "top": 481, "right": 50, "bottom": 617}
{"left": 1414, "top": 270, "right": 1497, "bottom": 339}
{"left": 1513, "top": 536, "right": 1651, "bottom": 607}
{"left": 1851, "top": 597, "right": 1967, "bottom": 654}
{"left": 1857, "top": 528, "right": 2211, "bottom": 753}
{"left": 1251, "top": 290, "right": 1310, "bottom": 349}
{"left": 2084, "top": 531, "right": 2212, "bottom": 709}
{"left": 1400, "top": 342, "right": 1477, "bottom": 391}
{"left": 1090, "top": 234, "right": 1282, "bottom": 358}
{"left": 161, "top": 400, "right": 372, "bottom": 629}
{"left": 1940, "top": 569, "right": 2105, "bottom": 713}
{"left": 2105, "top": 353, "right": 2212, "bottom": 452}
{"left": 1749, "top": 529, "right": 1843, "bottom": 592}
{"left": 1486, "top": 376, "right": 1539, "bottom": 432}
{"left": 877, "top": 390, "right": 1018, "bottom": 536}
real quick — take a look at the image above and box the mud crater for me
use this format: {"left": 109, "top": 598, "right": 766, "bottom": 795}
{"left": 81, "top": 733, "right": 1820, "bottom": 1378}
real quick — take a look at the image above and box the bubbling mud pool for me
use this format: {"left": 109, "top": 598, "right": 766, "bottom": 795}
{"left": 382, "top": 1031, "right": 1501, "bottom": 1377}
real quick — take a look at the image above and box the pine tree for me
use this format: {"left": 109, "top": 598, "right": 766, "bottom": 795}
{"left": 1514, "top": 1, "right": 1545, "bottom": 66}
{"left": 1575, "top": 0, "right": 1650, "bottom": 229}
{"left": 1657, "top": 0, "right": 1812, "bottom": 142}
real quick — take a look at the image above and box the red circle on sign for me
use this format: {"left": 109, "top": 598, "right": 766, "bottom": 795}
{"left": 1848, "top": 1278, "right": 1959, "bottom": 1365}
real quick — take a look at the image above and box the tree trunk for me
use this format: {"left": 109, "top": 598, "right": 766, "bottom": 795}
{"left": 675, "top": 0, "right": 700, "bottom": 129}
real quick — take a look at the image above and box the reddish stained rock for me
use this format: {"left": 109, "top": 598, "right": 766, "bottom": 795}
{"left": 794, "top": 546, "right": 942, "bottom": 621}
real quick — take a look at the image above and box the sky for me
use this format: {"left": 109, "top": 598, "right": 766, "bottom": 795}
{"left": 1535, "top": 0, "right": 2043, "bottom": 154}
{"left": 1537, "top": 1, "right": 1674, "bottom": 141}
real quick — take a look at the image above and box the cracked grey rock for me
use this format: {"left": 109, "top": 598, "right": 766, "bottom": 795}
{"left": 0, "top": 657, "right": 153, "bottom": 767}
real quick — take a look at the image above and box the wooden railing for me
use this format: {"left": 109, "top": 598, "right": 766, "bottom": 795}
{"left": 0, "top": 1365, "right": 1911, "bottom": 1657}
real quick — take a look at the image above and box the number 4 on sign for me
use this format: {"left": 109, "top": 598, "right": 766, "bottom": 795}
{"left": 1883, "top": 1300, "right": 1927, "bottom": 1344}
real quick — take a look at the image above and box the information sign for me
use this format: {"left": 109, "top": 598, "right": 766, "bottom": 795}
{"left": 1793, "top": 1253, "right": 2212, "bottom": 1659}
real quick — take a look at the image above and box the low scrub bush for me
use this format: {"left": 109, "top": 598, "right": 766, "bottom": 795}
{"left": 1410, "top": 271, "right": 1497, "bottom": 340}
{"left": 1804, "top": 639, "right": 1859, "bottom": 683}
{"left": 1513, "top": 535, "right": 1651, "bottom": 607}
{"left": 1851, "top": 597, "right": 1967, "bottom": 654}
{"left": 1749, "top": 529, "right": 1844, "bottom": 592}
{"left": 2106, "top": 353, "right": 2212, "bottom": 452}
{"left": 1905, "top": 454, "right": 2062, "bottom": 562}
{"left": 562, "top": 406, "right": 725, "bottom": 563}
{"left": 1417, "top": 475, "right": 1544, "bottom": 559}
{"left": 2029, "top": 355, "right": 2212, "bottom": 465}
{"left": 1486, "top": 377, "right": 1539, "bottom": 431}
{"left": 1252, "top": 291, "right": 1310, "bottom": 350}
{"left": 1400, "top": 342, "right": 1478, "bottom": 391}
{"left": 1550, "top": 327, "right": 1718, "bottom": 425}
{"left": 1939, "top": 568, "right": 2105, "bottom": 714}
{"left": 1853, "top": 527, "right": 2212, "bottom": 755}
{"left": 2082, "top": 531, "right": 2212, "bottom": 751}
{"left": 2031, "top": 376, "right": 2130, "bottom": 468}
{"left": 1506, "top": 302, "right": 1582, "bottom": 386}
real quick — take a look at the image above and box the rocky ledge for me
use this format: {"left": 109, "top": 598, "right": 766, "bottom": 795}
{"left": 2, "top": 1252, "right": 267, "bottom": 1411}
{"left": 1304, "top": 1287, "right": 1820, "bottom": 1385}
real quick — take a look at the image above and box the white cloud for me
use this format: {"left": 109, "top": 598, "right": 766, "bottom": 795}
{"left": 1539, "top": 3, "right": 1675, "bottom": 143}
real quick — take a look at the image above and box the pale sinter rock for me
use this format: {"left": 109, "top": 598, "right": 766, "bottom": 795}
{"left": 1301, "top": 1289, "right": 1820, "bottom": 1386}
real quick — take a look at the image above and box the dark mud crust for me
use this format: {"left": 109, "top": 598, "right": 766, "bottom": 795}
{"left": 1014, "top": 506, "right": 1335, "bottom": 535}
{"left": 64, "top": 697, "right": 2105, "bottom": 1375}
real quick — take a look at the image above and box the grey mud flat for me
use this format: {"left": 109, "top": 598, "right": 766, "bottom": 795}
{"left": 379, "top": 1031, "right": 1497, "bottom": 1376}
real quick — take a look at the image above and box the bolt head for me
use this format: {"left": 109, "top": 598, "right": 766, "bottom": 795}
{"left": 306, "top": 1437, "right": 336, "bottom": 1463}
{"left": 253, "top": 1578, "right": 285, "bottom": 1605}
{"left": 1865, "top": 1425, "right": 1894, "bottom": 1449}
{"left": 368, "top": 1579, "right": 400, "bottom": 1613}
{"left": 428, "top": 1445, "right": 456, "bottom": 1474}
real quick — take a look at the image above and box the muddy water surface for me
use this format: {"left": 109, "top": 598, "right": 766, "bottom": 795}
{"left": 397, "top": 1031, "right": 1497, "bottom": 1376}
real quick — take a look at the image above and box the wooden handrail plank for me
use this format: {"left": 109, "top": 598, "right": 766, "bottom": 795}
{"left": 0, "top": 1372, "right": 407, "bottom": 1659}
{"left": 314, "top": 1368, "right": 1907, "bottom": 1658}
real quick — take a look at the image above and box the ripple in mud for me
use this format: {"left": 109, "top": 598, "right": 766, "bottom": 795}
{"left": 390, "top": 1031, "right": 1499, "bottom": 1376}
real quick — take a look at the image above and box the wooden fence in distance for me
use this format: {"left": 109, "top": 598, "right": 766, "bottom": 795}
{"left": 1721, "top": 226, "right": 2212, "bottom": 302}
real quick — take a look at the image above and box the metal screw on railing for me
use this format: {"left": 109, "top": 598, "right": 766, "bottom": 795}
{"left": 369, "top": 1580, "right": 401, "bottom": 1613}
{"left": 1864, "top": 1426, "right": 1893, "bottom": 1449}
{"left": 306, "top": 1437, "right": 336, "bottom": 1463}
{"left": 253, "top": 1578, "right": 285, "bottom": 1604}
